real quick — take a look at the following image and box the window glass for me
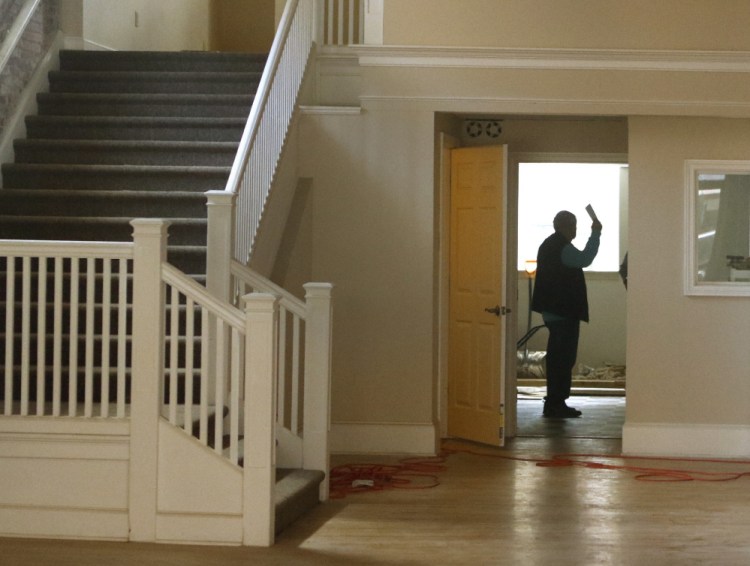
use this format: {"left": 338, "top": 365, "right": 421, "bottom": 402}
{"left": 518, "top": 162, "right": 626, "bottom": 272}
{"left": 686, "top": 161, "right": 750, "bottom": 295}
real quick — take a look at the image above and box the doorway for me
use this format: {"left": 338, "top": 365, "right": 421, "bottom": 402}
{"left": 514, "top": 158, "right": 628, "bottom": 438}
{"left": 437, "top": 115, "right": 629, "bottom": 442}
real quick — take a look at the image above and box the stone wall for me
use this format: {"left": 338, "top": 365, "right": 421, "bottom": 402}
{"left": 0, "top": 0, "right": 59, "bottom": 131}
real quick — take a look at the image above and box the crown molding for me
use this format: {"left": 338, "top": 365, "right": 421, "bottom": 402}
{"left": 320, "top": 45, "right": 750, "bottom": 74}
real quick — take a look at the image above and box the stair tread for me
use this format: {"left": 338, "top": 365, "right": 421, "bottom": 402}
{"left": 14, "top": 139, "right": 238, "bottom": 150}
{"left": 3, "top": 163, "right": 230, "bottom": 173}
{"left": 0, "top": 215, "right": 207, "bottom": 223}
{"left": 26, "top": 115, "right": 246, "bottom": 125}
{"left": 38, "top": 92, "right": 254, "bottom": 102}
{"left": 0, "top": 188, "right": 210, "bottom": 198}
{"left": 50, "top": 70, "right": 262, "bottom": 80}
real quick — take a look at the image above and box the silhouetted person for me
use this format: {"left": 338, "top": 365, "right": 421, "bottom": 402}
{"left": 531, "top": 210, "right": 601, "bottom": 418}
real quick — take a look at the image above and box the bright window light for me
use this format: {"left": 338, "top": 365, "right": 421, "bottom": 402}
{"left": 518, "top": 162, "right": 626, "bottom": 272}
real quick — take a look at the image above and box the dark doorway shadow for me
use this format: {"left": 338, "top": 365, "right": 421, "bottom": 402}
{"left": 516, "top": 394, "right": 625, "bottom": 439}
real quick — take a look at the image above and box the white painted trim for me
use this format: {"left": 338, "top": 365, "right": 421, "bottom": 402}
{"left": 81, "top": 38, "right": 116, "bottom": 51}
{"left": 300, "top": 105, "right": 362, "bottom": 115}
{"left": 63, "top": 35, "right": 85, "bottom": 50}
{"left": 359, "top": 95, "right": 750, "bottom": 118}
{"left": 0, "top": 432, "right": 129, "bottom": 460}
{"left": 622, "top": 422, "right": 750, "bottom": 459}
{"left": 351, "top": 45, "right": 750, "bottom": 73}
{"left": 0, "top": 506, "right": 129, "bottom": 540}
{"left": 331, "top": 422, "right": 438, "bottom": 455}
{"left": 156, "top": 513, "right": 243, "bottom": 546}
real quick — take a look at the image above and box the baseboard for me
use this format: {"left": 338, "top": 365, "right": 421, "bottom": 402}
{"left": 331, "top": 422, "right": 438, "bottom": 455}
{"left": 0, "top": 505, "right": 128, "bottom": 540}
{"left": 622, "top": 422, "right": 750, "bottom": 459}
{"left": 156, "top": 512, "right": 242, "bottom": 546}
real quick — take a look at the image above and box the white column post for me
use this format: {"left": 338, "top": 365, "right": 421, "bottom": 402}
{"left": 302, "top": 283, "right": 333, "bottom": 500}
{"left": 363, "top": 0, "right": 384, "bottom": 45}
{"left": 242, "top": 292, "right": 279, "bottom": 547}
{"left": 128, "top": 219, "right": 169, "bottom": 542}
{"left": 313, "top": 0, "right": 326, "bottom": 45}
{"left": 205, "top": 191, "right": 235, "bottom": 405}
{"left": 205, "top": 190, "right": 235, "bottom": 302}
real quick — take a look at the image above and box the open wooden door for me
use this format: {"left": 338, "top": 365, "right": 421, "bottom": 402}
{"left": 447, "top": 145, "right": 508, "bottom": 447}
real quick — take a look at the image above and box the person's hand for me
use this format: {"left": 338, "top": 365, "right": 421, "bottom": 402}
{"left": 592, "top": 219, "right": 602, "bottom": 232}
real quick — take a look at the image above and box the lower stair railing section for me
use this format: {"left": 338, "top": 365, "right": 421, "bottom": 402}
{"left": 231, "top": 260, "right": 333, "bottom": 500}
{"left": 161, "top": 262, "right": 247, "bottom": 464}
{"left": 0, "top": 239, "right": 133, "bottom": 418}
{"left": 0, "top": 220, "right": 331, "bottom": 546}
{"left": 221, "top": 0, "right": 315, "bottom": 267}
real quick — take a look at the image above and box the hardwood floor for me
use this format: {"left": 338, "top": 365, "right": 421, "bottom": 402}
{"left": 3, "top": 407, "right": 750, "bottom": 565}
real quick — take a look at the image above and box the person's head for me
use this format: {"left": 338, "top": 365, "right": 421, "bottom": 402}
{"left": 553, "top": 210, "right": 577, "bottom": 242}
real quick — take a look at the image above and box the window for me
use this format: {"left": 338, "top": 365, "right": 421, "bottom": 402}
{"left": 685, "top": 160, "right": 750, "bottom": 296}
{"left": 517, "top": 162, "right": 626, "bottom": 272}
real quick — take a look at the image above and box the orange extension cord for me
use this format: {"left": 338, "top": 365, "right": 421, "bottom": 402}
{"left": 328, "top": 444, "right": 750, "bottom": 499}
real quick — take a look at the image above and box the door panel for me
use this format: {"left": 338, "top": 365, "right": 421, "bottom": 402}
{"left": 447, "top": 145, "right": 507, "bottom": 447}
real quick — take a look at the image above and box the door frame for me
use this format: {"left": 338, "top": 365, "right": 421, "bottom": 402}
{"left": 437, "top": 144, "right": 628, "bottom": 440}
{"left": 437, "top": 135, "right": 517, "bottom": 440}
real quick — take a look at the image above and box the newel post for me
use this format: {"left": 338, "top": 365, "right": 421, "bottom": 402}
{"left": 128, "top": 219, "right": 169, "bottom": 542}
{"left": 242, "top": 292, "right": 279, "bottom": 547}
{"left": 302, "top": 283, "right": 333, "bottom": 500}
{"left": 205, "top": 191, "right": 235, "bottom": 404}
{"left": 205, "top": 190, "right": 235, "bottom": 302}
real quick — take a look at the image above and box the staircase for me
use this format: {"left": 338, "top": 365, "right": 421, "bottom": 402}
{"left": 0, "top": 49, "right": 324, "bottom": 540}
{"left": 0, "top": 49, "right": 264, "bottom": 275}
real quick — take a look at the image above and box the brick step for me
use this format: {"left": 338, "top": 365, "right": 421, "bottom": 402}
{"left": 2, "top": 163, "right": 231, "bottom": 191}
{"left": 0, "top": 299, "right": 204, "bottom": 336}
{"left": 0, "top": 332, "right": 203, "bottom": 370}
{"left": 48, "top": 70, "right": 261, "bottom": 95}
{"left": 59, "top": 50, "right": 267, "bottom": 73}
{"left": 14, "top": 139, "right": 238, "bottom": 166}
{"left": 0, "top": 189, "right": 208, "bottom": 217}
{"left": 1, "top": 366, "right": 206, "bottom": 405}
{"left": 24, "top": 115, "right": 246, "bottom": 142}
{"left": 0, "top": 215, "right": 207, "bottom": 245}
{"left": 37, "top": 92, "right": 253, "bottom": 119}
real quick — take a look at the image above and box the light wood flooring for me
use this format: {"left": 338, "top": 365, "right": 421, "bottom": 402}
{"left": 3, "top": 399, "right": 750, "bottom": 565}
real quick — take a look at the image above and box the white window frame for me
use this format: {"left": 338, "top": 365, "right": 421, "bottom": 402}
{"left": 684, "top": 159, "right": 750, "bottom": 296}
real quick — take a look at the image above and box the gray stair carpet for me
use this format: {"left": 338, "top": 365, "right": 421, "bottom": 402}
{"left": 0, "top": 49, "right": 265, "bottom": 274}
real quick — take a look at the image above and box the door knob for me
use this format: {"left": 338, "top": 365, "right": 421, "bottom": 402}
{"left": 484, "top": 305, "right": 511, "bottom": 316}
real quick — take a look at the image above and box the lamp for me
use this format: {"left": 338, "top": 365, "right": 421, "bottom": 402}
{"left": 524, "top": 259, "right": 537, "bottom": 277}
{"left": 524, "top": 260, "right": 537, "bottom": 340}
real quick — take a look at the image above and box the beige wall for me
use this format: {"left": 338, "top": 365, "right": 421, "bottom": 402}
{"left": 60, "top": 0, "right": 83, "bottom": 39}
{"left": 299, "top": 111, "right": 629, "bottom": 431}
{"left": 211, "top": 0, "right": 275, "bottom": 53}
{"left": 300, "top": 109, "right": 437, "bottom": 425}
{"left": 383, "top": 0, "right": 750, "bottom": 51}
{"left": 81, "top": 0, "right": 210, "bottom": 51}
{"left": 626, "top": 117, "right": 750, "bottom": 428}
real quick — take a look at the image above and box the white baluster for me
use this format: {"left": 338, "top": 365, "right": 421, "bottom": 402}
{"left": 52, "top": 257, "right": 62, "bottom": 416}
{"left": 4, "top": 257, "right": 15, "bottom": 415}
{"left": 36, "top": 256, "right": 47, "bottom": 415}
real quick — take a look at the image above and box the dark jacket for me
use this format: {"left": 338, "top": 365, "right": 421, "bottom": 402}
{"left": 531, "top": 232, "right": 589, "bottom": 322}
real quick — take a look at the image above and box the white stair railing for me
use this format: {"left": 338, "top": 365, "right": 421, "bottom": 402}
{"left": 0, "top": 239, "right": 133, "bottom": 418}
{"left": 223, "top": 0, "right": 316, "bottom": 267}
{"left": 231, "top": 260, "right": 333, "bottom": 498}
